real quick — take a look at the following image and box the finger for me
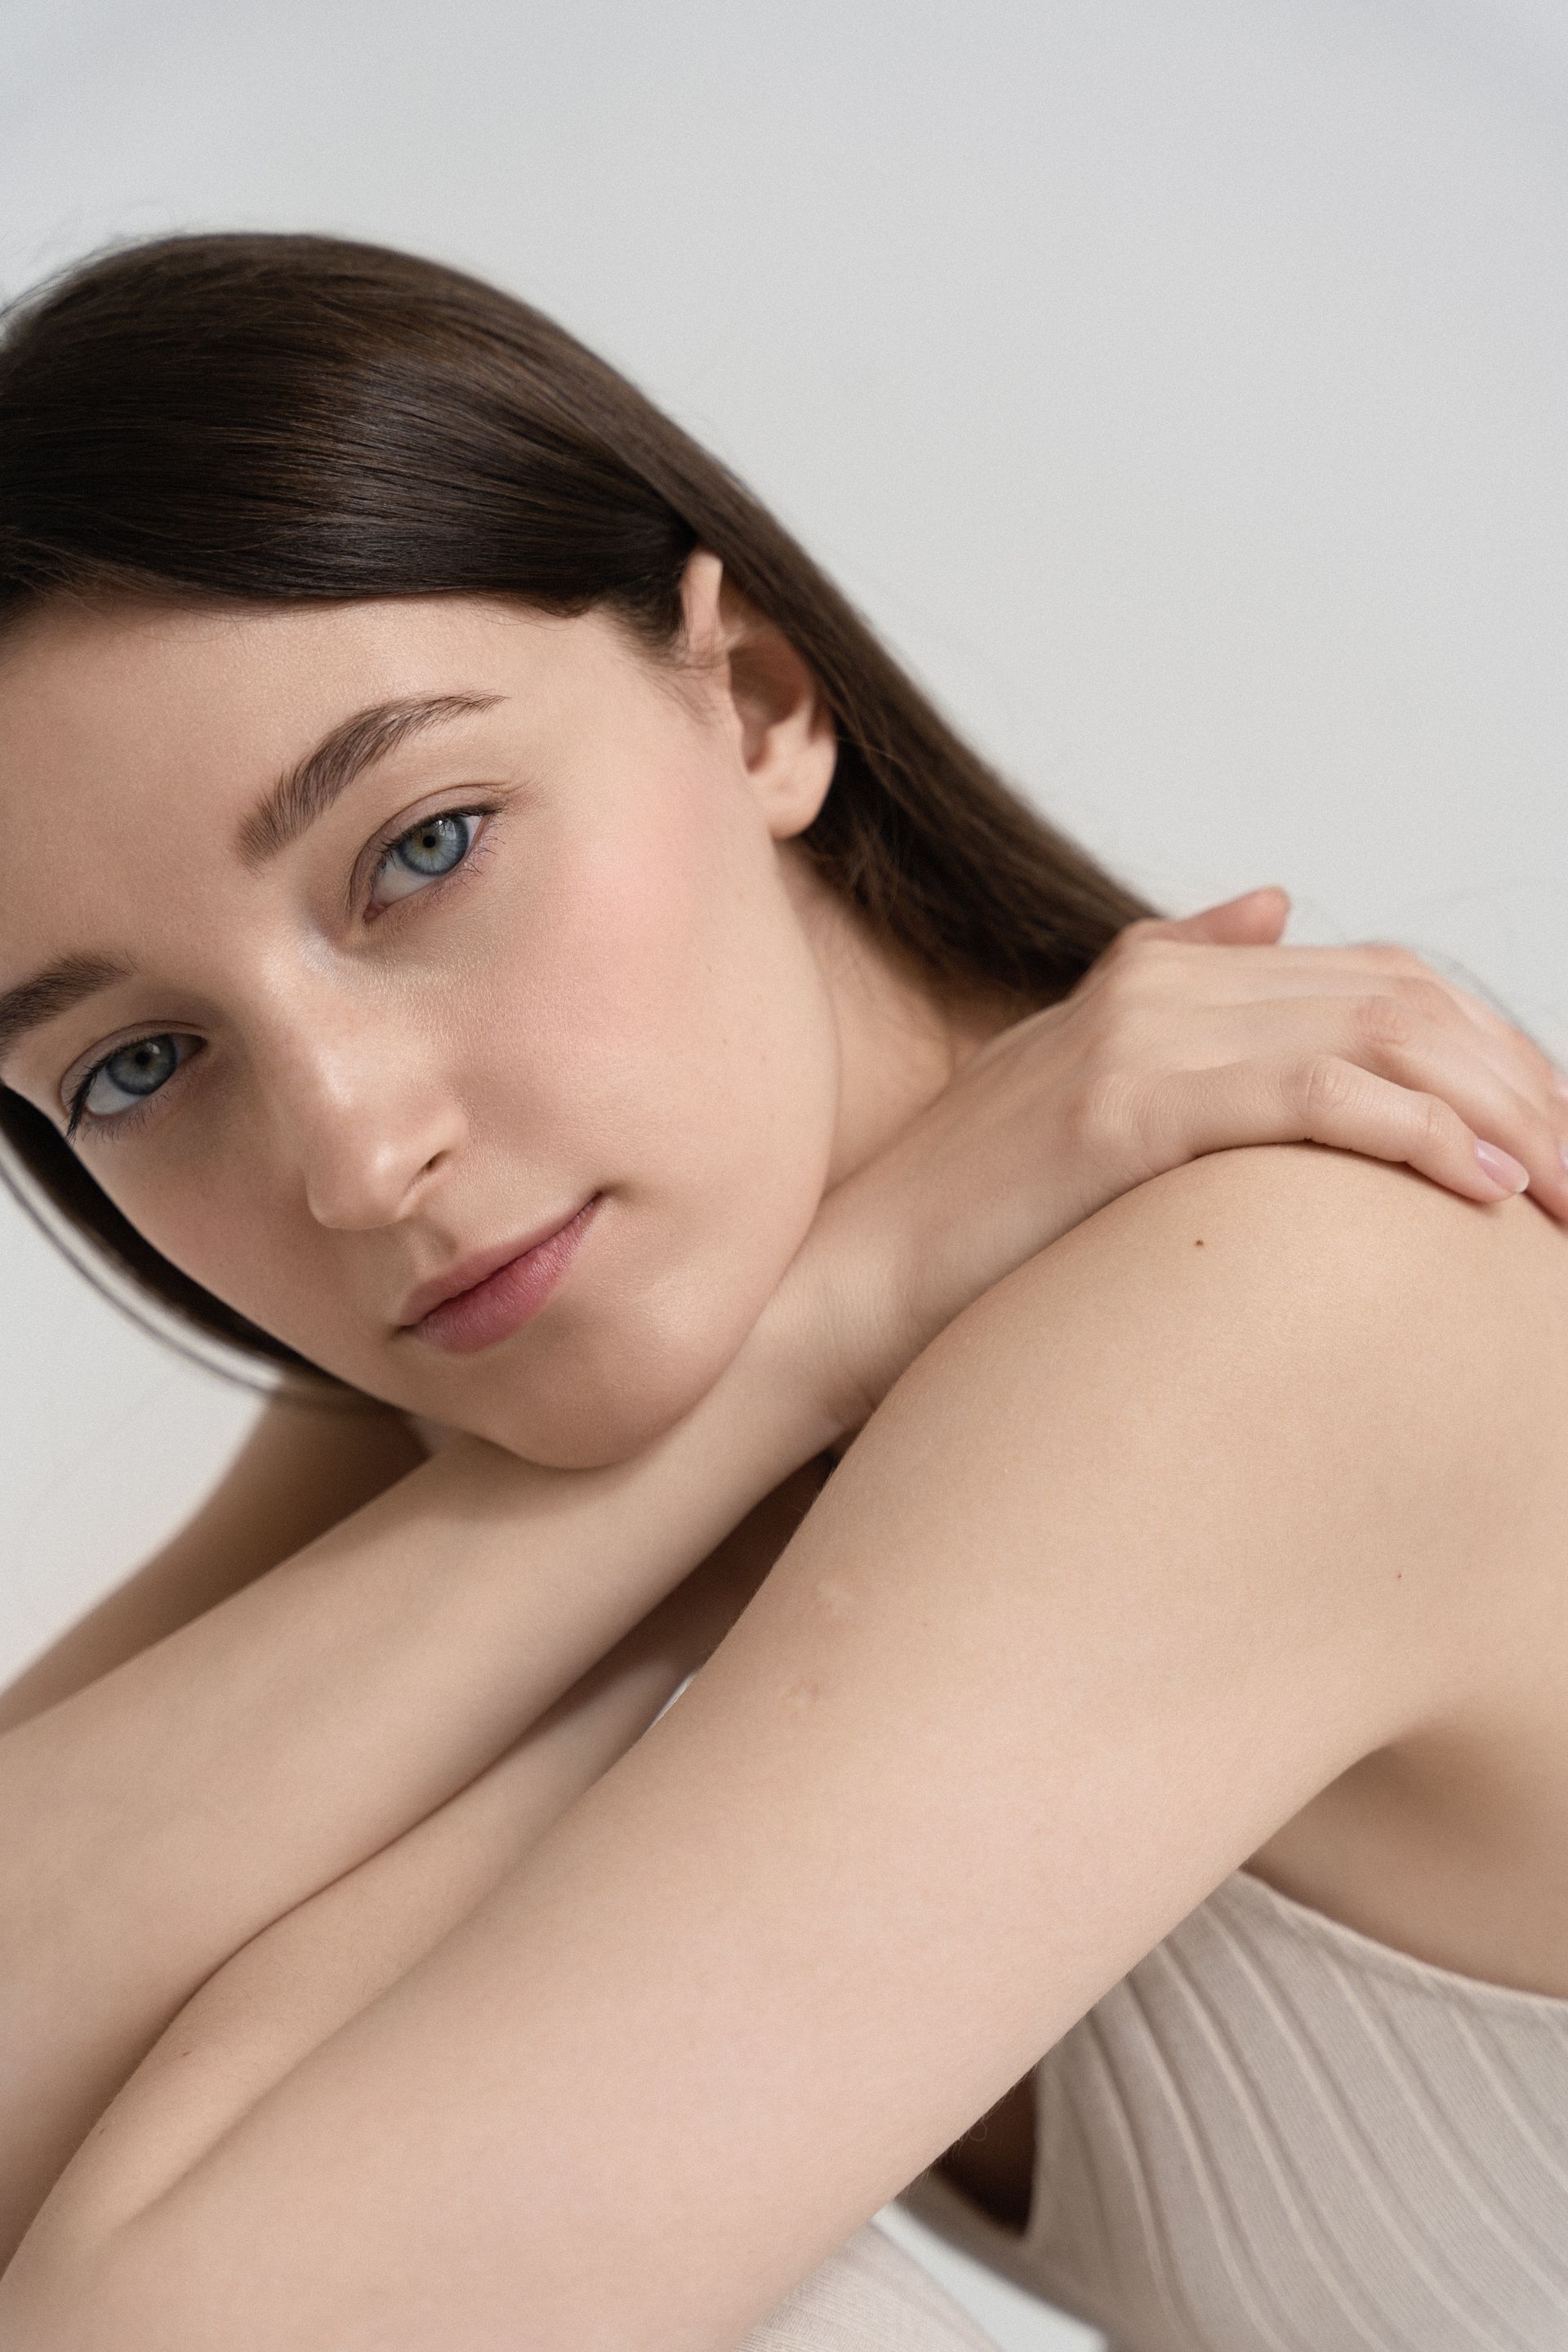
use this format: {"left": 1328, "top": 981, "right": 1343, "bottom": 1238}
{"left": 1157, "top": 1054, "right": 1542, "bottom": 1214}
{"left": 1140, "top": 945, "right": 1568, "bottom": 1122}
{"left": 1355, "top": 966, "right": 1563, "bottom": 1123}
{"left": 1209, "top": 942, "right": 1553, "bottom": 1070}
{"left": 1093, "top": 920, "right": 1568, "bottom": 1168}
{"left": 1214, "top": 996, "right": 1568, "bottom": 1217}
{"left": 1142, "top": 886, "right": 1290, "bottom": 948}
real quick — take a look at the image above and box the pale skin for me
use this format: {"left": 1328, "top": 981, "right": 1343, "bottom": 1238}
{"left": 1, "top": 555, "right": 1566, "bottom": 2345}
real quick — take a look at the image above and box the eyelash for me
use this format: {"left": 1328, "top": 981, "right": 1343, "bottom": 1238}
{"left": 63, "top": 803, "right": 501, "bottom": 1145}
{"left": 361, "top": 800, "right": 500, "bottom": 921}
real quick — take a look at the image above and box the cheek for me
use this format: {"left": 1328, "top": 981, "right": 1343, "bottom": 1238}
{"left": 448, "top": 768, "right": 841, "bottom": 1435}
{"left": 523, "top": 777, "right": 840, "bottom": 1185}
{"left": 101, "top": 1156, "right": 310, "bottom": 1335}
{"left": 77, "top": 1069, "right": 336, "bottom": 1345}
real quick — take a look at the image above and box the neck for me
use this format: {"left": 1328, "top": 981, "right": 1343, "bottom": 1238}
{"left": 786, "top": 853, "right": 1016, "bottom": 1194}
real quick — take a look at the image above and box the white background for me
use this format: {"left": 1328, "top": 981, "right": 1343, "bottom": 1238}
{"left": 3, "top": 6, "right": 1566, "bottom": 2343}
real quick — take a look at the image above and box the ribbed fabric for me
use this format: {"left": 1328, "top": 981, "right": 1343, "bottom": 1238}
{"left": 898, "top": 1867, "right": 1568, "bottom": 2350}
{"left": 737, "top": 2221, "right": 1001, "bottom": 2350}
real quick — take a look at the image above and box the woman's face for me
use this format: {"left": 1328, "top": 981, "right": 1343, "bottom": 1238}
{"left": 0, "top": 561, "right": 947, "bottom": 1467}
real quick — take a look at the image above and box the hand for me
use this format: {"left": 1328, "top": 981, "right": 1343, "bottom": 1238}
{"left": 778, "top": 885, "right": 1568, "bottom": 1440}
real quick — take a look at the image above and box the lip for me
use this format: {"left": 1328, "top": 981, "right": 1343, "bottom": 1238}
{"left": 399, "top": 1196, "right": 600, "bottom": 1353}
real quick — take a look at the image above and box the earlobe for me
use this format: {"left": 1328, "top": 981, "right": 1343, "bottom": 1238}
{"left": 731, "top": 621, "right": 837, "bottom": 841}
{"left": 678, "top": 550, "right": 837, "bottom": 841}
{"left": 758, "top": 682, "right": 837, "bottom": 841}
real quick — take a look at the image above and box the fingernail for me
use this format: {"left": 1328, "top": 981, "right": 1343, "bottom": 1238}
{"left": 1474, "top": 1140, "right": 1529, "bottom": 1195}
{"left": 1554, "top": 1071, "right": 1568, "bottom": 1098}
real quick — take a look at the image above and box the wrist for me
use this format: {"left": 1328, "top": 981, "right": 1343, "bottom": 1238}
{"left": 746, "top": 1183, "right": 913, "bottom": 1459}
{"left": 724, "top": 1272, "right": 855, "bottom": 1470}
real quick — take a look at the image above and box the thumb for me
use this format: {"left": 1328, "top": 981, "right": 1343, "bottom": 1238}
{"left": 1151, "top": 884, "right": 1290, "bottom": 947}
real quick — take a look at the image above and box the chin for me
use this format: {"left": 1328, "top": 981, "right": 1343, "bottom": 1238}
{"left": 477, "top": 1302, "right": 767, "bottom": 1472}
{"left": 485, "top": 1399, "right": 680, "bottom": 1472}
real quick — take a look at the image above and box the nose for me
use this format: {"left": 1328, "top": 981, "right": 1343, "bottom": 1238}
{"left": 262, "top": 1000, "right": 470, "bottom": 1232}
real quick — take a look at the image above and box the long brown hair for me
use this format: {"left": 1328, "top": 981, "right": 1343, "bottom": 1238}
{"left": 0, "top": 230, "right": 1156, "bottom": 1391}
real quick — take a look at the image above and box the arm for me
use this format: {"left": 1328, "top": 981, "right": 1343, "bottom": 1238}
{"left": 12, "top": 1145, "right": 1559, "bottom": 2350}
{"left": 0, "top": 1396, "right": 427, "bottom": 1735}
{"left": 0, "top": 1305, "right": 835, "bottom": 2268}
{"left": 12, "top": 1473, "right": 813, "bottom": 2251}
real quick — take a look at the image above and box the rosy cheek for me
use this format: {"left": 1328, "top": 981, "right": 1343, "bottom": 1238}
{"left": 129, "top": 1176, "right": 281, "bottom": 1317}
{"left": 607, "top": 799, "right": 739, "bottom": 984}
{"left": 526, "top": 827, "right": 707, "bottom": 1050}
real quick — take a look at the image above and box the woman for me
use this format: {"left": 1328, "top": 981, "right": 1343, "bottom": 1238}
{"left": 0, "top": 233, "right": 1564, "bottom": 2352}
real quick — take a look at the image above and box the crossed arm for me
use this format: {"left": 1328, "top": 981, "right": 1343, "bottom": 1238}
{"left": 5, "top": 1143, "right": 1558, "bottom": 2351}
{"left": 0, "top": 1299, "right": 835, "bottom": 2268}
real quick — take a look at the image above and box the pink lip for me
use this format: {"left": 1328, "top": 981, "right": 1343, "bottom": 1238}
{"left": 400, "top": 1197, "right": 600, "bottom": 1354}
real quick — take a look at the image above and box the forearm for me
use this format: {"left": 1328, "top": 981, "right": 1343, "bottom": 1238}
{"left": 9, "top": 1530, "right": 780, "bottom": 2272}
{"left": 0, "top": 1401, "right": 426, "bottom": 1737}
{"left": 0, "top": 1306, "right": 835, "bottom": 2268}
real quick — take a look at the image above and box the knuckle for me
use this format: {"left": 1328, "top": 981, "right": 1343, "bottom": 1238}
{"left": 1355, "top": 991, "right": 1419, "bottom": 1052}
{"left": 1411, "top": 1091, "right": 1457, "bottom": 1152}
{"left": 1299, "top": 1054, "right": 1358, "bottom": 1125}
{"left": 1388, "top": 974, "right": 1454, "bottom": 1025}
{"left": 1102, "top": 938, "right": 1175, "bottom": 1011}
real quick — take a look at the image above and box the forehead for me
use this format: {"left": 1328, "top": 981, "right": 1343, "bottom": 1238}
{"left": 0, "top": 594, "right": 582, "bottom": 800}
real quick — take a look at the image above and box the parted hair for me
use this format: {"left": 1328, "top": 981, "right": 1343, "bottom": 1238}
{"left": 0, "top": 230, "right": 1154, "bottom": 1387}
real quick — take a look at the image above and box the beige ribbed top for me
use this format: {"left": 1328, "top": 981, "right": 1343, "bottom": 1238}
{"left": 898, "top": 1865, "right": 1568, "bottom": 2350}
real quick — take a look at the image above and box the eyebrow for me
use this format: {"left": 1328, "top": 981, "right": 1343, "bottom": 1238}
{"left": 0, "top": 953, "right": 133, "bottom": 1072}
{"left": 234, "top": 690, "right": 506, "bottom": 870}
{"left": 0, "top": 690, "right": 506, "bottom": 1077}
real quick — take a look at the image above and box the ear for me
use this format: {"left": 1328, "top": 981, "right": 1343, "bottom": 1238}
{"left": 679, "top": 547, "right": 838, "bottom": 839}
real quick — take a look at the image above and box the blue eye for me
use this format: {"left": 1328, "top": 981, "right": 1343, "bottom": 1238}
{"left": 68, "top": 1033, "right": 198, "bottom": 1141}
{"left": 372, "top": 810, "right": 480, "bottom": 906}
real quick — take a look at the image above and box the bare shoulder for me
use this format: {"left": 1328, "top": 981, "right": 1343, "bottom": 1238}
{"left": 1159, "top": 1132, "right": 1568, "bottom": 1279}
{"left": 876, "top": 1141, "right": 1568, "bottom": 1702}
{"left": 975, "top": 1138, "right": 1568, "bottom": 1405}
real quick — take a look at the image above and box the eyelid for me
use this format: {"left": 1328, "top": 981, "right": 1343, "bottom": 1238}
{"left": 355, "top": 793, "right": 503, "bottom": 920}
{"left": 60, "top": 1023, "right": 179, "bottom": 1120}
{"left": 63, "top": 1030, "right": 200, "bottom": 1140}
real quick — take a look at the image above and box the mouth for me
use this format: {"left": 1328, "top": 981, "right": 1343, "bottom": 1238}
{"left": 399, "top": 1195, "right": 601, "bottom": 1356}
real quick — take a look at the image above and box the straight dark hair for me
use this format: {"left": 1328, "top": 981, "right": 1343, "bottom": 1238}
{"left": 0, "top": 230, "right": 1156, "bottom": 1391}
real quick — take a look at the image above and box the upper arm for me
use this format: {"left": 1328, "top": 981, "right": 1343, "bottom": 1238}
{"left": 0, "top": 1393, "right": 428, "bottom": 1733}
{"left": 30, "top": 1146, "right": 1568, "bottom": 2351}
